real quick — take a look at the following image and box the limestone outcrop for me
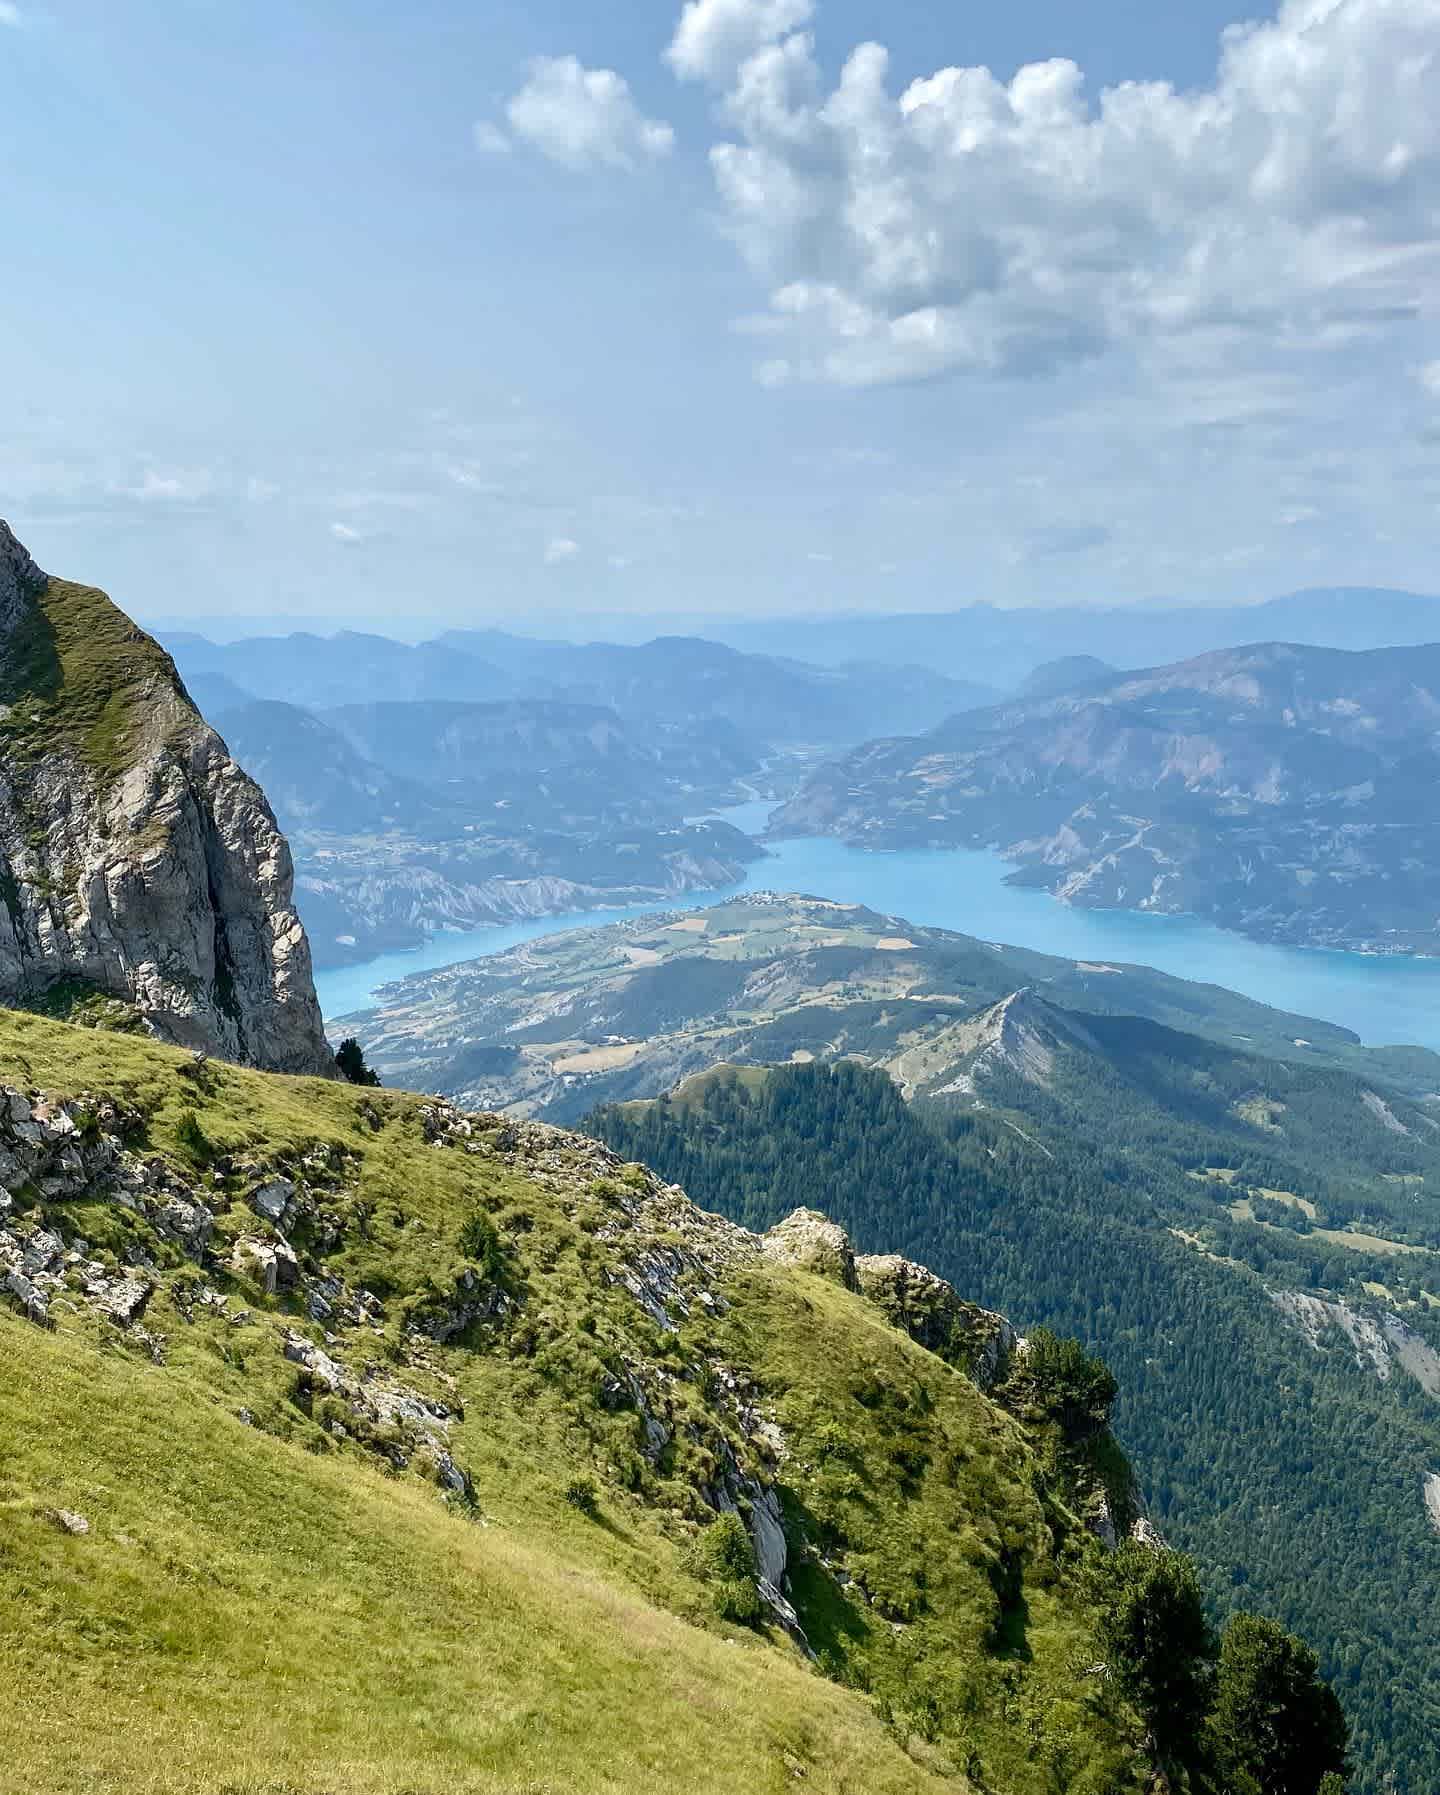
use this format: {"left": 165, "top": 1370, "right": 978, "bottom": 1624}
{"left": 760, "top": 1207, "right": 858, "bottom": 1288}
{"left": 855, "top": 1252, "right": 1017, "bottom": 1389}
{"left": 0, "top": 523, "right": 334, "bottom": 1073}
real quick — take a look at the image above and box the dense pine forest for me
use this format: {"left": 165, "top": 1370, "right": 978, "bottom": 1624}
{"left": 591, "top": 1059, "right": 1440, "bottom": 1792}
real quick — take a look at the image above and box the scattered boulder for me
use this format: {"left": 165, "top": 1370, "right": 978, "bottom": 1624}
{"left": 283, "top": 1331, "right": 351, "bottom": 1393}
{"left": 87, "top": 1275, "right": 151, "bottom": 1325}
{"left": 5, "top": 1266, "right": 48, "bottom": 1325}
{"left": 407, "top": 1267, "right": 508, "bottom": 1344}
{"left": 232, "top": 1234, "right": 300, "bottom": 1295}
{"left": 249, "top": 1177, "right": 296, "bottom": 1227}
{"left": 155, "top": 1192, "right": 214, "bottom": 1257}
{"left": 749, "top": 1483, "right": 788, "bottom": 1591}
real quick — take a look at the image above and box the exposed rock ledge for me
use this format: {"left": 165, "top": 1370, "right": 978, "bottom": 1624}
{"left": 761, "top": 1207, "right": 1019, "bottom": 1390}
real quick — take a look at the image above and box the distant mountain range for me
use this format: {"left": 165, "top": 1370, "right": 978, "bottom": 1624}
{"left": 774, "top": 639, "right": 1440, "bottom": 956}
{"left": 168, "top": 607, "right": 1440, "bottom": 963}
{"left": 163, "top": 627, "right": 997, "bottom": 968}
{"left": 166, "top": 627, "right": 996, "bottom": 749}
{"left": 209, "top": 695, "right": 764, "bottom": 968}
{"left": 711, "top": 586, "right": 1440, "bottom": 686}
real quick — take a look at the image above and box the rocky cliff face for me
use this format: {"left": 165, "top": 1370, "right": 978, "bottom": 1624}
{"left": 0, "top": 523, "right": 334, "bottom": 1074}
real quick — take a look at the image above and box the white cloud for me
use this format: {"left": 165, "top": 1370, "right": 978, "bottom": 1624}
{"left": 1420, "top": 359, "right": 1440, "bottom": 398}
{"left": 330, "top": 522, "right": 363, "bottom": 542}
{"left": 544, "top": 535, "right": 580, "bottom": 563}
{"left": 506, "top": 57, "right": 674, "bottom": 171}
{"left": 130, "top": 468, "right": 213, "bottom": 503}
{"left": 473, "top": 121, "right": 513, "bottom": 157}
{"left": 666, "top": 0, "right": 813, "bottom": 83}
{"left": 0, "top": 4, "right": 22, "bottom": 26}
{"left": 687, "top": 0, "right": 1440, "bottom": 386}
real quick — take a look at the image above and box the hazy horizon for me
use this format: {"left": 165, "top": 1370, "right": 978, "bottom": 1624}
{"left": 120, "top": 576, "right": 1440, "bottom": 650}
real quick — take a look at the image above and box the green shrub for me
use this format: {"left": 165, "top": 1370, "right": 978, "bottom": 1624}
{"left": 334, "top": 1037, "right": 381, "bottom": 1087}
{"left": 1209, "top": 1613, "right": 1350, "bottom": 1795}
{"left": 564, "top": 1475, "right": 600, "bottom": 1516}
{"left": 173, "top": 1108, "right": 212, "bottom": 1165}
{"left": 1018, "top": 1328, "right": 1118, "bottom": 1433}
{"left": 457, "top": 1208, "right": 505, "bottom": 1279}
{"left": 688, "top": 1512, "right": 763, "bottom": 1625}
{"left": 1092, "top": 1541, "right": 1215, "bottom": 1762}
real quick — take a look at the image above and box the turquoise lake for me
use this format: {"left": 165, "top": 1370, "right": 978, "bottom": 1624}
{"left": 316, "top": 826, "right": 1440, "bottom": 1052}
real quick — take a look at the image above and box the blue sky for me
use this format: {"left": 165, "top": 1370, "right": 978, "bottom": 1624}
{"left": 3, "top": 0, "right": 1438, "bottom": 634}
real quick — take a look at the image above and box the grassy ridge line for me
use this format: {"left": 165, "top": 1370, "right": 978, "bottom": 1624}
{"left": 0, "top": 1008, "right": 1150, "bottom": 1794}
{"left": 589, "top": 1059, "right": 1433, "bottom": 1793}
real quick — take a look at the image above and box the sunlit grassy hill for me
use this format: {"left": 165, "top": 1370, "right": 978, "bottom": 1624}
{"left": 0, "top": 1009, "right": 1153, "bottom": 1795}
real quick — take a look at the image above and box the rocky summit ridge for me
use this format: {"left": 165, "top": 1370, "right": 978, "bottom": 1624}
{"left": 0, "top": 523, "right": 333, "bottom": 1073}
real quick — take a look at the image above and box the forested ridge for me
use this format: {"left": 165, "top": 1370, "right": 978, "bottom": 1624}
{"left": 591, "top": 1056, "right": 1440, "bottom": 1792}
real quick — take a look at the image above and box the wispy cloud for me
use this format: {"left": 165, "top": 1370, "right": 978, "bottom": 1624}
{"left": 544, "top": 535, "right": 580, "bottom": 563}
{"left": 0, "top": 4, "right": 23, "bottom": 27}
{"left": 495, "top": 56, "right": 674, "bottom": 171}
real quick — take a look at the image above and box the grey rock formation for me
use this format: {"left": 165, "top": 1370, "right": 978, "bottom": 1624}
{"left": 0, "top": 522, "right": 43, "bottom": 631}
{"left": 0, "top": 524, "right": 334, "bottom": 1074}
{"left": 1271, "top": 1287, "right": 1440, "bottom": 1397}
{"left": 856, "top": 1252, "right": 1017, "bottom": 1389}
{"left": 761, "top": 1208, "right": 858, "bottom": 1289}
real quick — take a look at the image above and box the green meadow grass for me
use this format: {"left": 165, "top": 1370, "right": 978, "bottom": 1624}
{"left": 0, "top": 1010, "right": 1145, "bottom": 1794}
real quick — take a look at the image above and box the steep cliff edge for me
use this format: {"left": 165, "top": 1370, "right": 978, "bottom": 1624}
{"left": 0, "top": 523, "right": 333, "bottom": 1073}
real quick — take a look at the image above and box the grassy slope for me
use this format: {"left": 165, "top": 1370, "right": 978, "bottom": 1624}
{"left": 0, "top": 1010, "right": 1146, "bottom": 1795}
{"left": 0, "top": 576, "right": 189, "bottom": 789}
{"left": 5, "top": 1326, "right": 943, "bottom": 1795}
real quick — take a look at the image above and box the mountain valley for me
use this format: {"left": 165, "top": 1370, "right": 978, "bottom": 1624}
{"left": 334, "top": 893, "right": 1440, "bottom": 1789}
{"left": 0, "top": 520, "right": 1403, "bottom": 1793}
{"left": 774, "top": 641, "right": 1440, "bottom": 956}
{"left": 163, "top": 628, "right": 992, "bottom": 968}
